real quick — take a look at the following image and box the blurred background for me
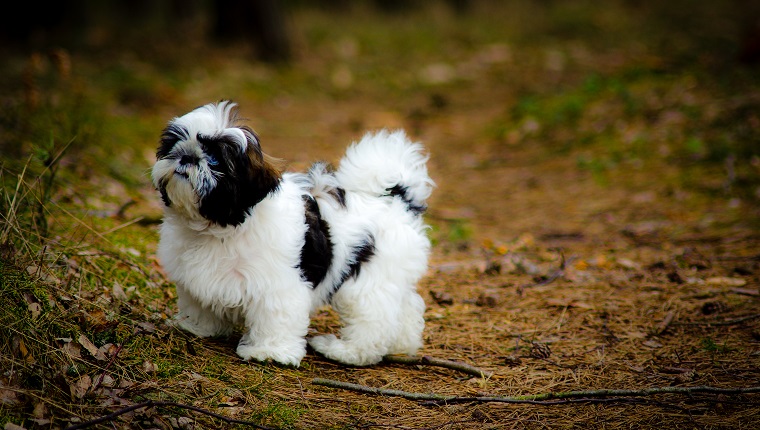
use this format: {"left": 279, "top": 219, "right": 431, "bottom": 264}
{"left": 2, "top": 2, "right": 760, "bottom": 428}
{"left": 1, "top": 0, "right": 759, "bottom": 253}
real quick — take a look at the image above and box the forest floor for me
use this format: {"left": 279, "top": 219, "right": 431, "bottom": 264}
{"left": 2, "top": 1, "right": 760, "bottom": 428}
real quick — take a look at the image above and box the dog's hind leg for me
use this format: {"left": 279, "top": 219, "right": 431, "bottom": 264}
{"left": 387, "top": 289, "right": 425, "bottom": 356}
{"left": 309, "top": 276, "right": 416, "bottom": 366}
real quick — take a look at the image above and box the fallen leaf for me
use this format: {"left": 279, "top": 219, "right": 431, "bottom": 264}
{"left": 218, "top": 395, "right": 239, "bottom": 407}
{"left": 28, "top": 302, "right": 42, "bottom": 319}
{"left": 476, "top": 292, "right": 501, "bottom": 307}
{"left": 137, "top": 322, "right": 156, "bottom": 333}
{"left": 616, "top": 258, "right": 641, "bottom": 270}
{"left": 70, "top": 375, "right": 92, "bottom": 399}
{"left": 642, "top": 340, "right": 663, "bottom": 349}
{"left": 706, "top": 277, "right": 746, "bottom": 287}
{"left": 729, "top": 287, "right": 759, "bottom": 296}
{"left": 4, "top": 422, "right": 26, "bottom": 430}
{"left": 112, "top": 282, "right": 128, "bottom": 301}
{"left": 0, "top": 383, "right": 20, "bottom": 406}
{"left": 545, "top": 298, "right": 594, "bottom": 309}
{"left": 32, "top": 402, "right": 48, "bottom": 419}
{"left": 98, "top": 343, "right": 117, "bottom": 359}
{"left": 430, "top": 290, "right": 454, "bottom": 306}
{"left": 78, "top": 335, "right": 106, "bottom": 361}
{"left": 143, "top": 360, "right": 157, "bottom": 374}
{"left": 98, "top": 374, "right": 116, "bottom": 388}
{"left": 62, "top": 340, "right": 82, "bottom": 359}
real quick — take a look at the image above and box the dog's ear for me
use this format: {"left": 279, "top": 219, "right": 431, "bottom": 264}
{"left": 198, "top": 127, "right": 282, "bottom": 227}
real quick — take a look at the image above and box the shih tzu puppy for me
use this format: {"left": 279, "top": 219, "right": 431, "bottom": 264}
{"left": 151, "top": 101, "right": 434, "bottom": 367}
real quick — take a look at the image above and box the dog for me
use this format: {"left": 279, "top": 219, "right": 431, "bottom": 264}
{"left": 151, "top": 101, "right": 434, "bottom": 366}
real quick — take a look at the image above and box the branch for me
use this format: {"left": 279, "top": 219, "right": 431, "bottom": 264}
{"left": 312, "top": 378, "right": 760, "bottom": 406}
{"left": 64, "top": 400, "right": 275, "bottom": 430}
{"left": 674, "top": 313, "right": 760, "bottom": 327}
{"left": 382, "top": 355, "right": 493, "bottom": 378}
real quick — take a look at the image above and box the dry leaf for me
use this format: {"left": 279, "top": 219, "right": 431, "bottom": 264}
{"left": 112, "top": 282, "right": 128, "bottom": 301}
{"left": 0, "top": 383, "right": 20, "bottom": 406}
{"left": 78, "top": 335, "right": 106, "bottom": 361}
{"left": 430, "top": 290, "right": 454, "bottom": 306}
{"left": 28, "top": 302, "right": 42, "bottom": 319}
{"left": 62, "top": 341, "right": 82, "bottom": 359}
{"left": 545, "top": 298, "right": 594, "bottom": 309}
{"left": 476, "top": 292, "right": 500, "bottom": 307}
{"left": 642, "top": 340, "right": 663, "bottom": 349}
{"left": 730, "top": 287, "right": 759, "bottom": 296}
{"left": 98, "top": 343, "right": 117, "bottom": 359}
{"left": 16, "top": 338, "right": 35, "bottom": 364}
{"left": 4, "top": 422, "right": 26, "bottom": 430}
{"left": 32, "top": 402, "right": 48, "bottom": 419}
{"left": 98, "top": 374, "right": 116, "bottom": 388}
{"left": 143, "top": 360, "right": 158, "bottom": 374}
{"left": 705, "top": 277, "right": 746, "bottom": 287}
{"left": 137, "top": 321, "right": 156, "bottom": 333}
{"left": 70, "top": 375, "right": 92, "bottom": 399}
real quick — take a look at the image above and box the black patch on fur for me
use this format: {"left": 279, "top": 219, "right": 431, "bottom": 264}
{"left": 197, "top": 128, "right": 281, "bottom": 227}
{"left": 156, "top": 123, "right": 192, "bottom": 207}
{"left": 387, "top": 185, "right": 426, "bottom": 215}
{"left": 331, "top": 187, "right": 347, "bottom": 208}
{"left": 299, "top": 196, "right": 333, "bottom": 287}
{"left": 159, "top": 186, "right": 171, "bottom": 207}
{"left": 309, "top": 162, "right": 347, "bottom": 208}
{"left": 157, "top": 123, "right": 189, "bottom": 159}
{"left": 329, "top": 234, "right": 375, "bottom": 302}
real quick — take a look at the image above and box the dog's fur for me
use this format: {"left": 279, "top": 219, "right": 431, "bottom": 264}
{"left": 151, "top": 101, "right": 434, "bottom": 366}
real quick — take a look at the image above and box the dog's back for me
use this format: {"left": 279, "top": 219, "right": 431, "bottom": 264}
{"left": 304, "top": 130, "right": 434, "bottom": 365}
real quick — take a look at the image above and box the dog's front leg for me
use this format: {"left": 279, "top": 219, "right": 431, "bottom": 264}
{"left": 174, "top": 284, "right": 233, "bottom": 338}
{"left": 236, "top": 286, "right": 311, "bottom": 367}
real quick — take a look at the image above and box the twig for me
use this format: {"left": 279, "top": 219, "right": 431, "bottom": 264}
{"left": 673, "top": 313, "right": 760, "bottom": 327}
{"left": 382, "top": 355, "right": 493, "bottom": 378}
{"left": 655, "top": 311, "right": 675, "bottom": 335}
{"left": 312, "top": 378, "right": 760, "bottom": 406}
{"left": 93, "top": 329, "right": 143, "bottom": 390}
{"left": 63, "top": 400, "right": 275, "bottom": 430}
{"left": 518, "top": 252, "right": 566, "bottom": 294}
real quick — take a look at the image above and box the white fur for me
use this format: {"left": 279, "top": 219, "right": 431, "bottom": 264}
{"left": 153, "top": 103, "right": 433, "bottom": 367}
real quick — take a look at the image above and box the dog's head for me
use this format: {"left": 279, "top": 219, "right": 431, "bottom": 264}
{"left": 151, "top": 101, "right": 281, "bottom": 227}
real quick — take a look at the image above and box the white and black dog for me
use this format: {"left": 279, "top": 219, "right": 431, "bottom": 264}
{"left": 151, "top": 101, "right": 434, "bottom": 366}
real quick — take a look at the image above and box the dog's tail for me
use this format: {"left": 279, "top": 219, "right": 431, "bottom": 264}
{"left": 336, "top": 130, "right": 434, "bottom": 214}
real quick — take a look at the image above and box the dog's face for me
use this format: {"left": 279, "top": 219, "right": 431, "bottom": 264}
{"left": 151, "top": 101, "right": 281, "bottom": 227}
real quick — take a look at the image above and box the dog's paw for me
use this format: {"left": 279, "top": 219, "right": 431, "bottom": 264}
{"left": 308, "top": 334, "right": 338, "bottom": 354}
{"left": 236, "top": 344, "right": 304, "bottom": 368}
{"left": 174, "top": 315, "right": 228, "bottom": 338}
{"left": 308, "top": 334, "right": 383, "bottom": 366}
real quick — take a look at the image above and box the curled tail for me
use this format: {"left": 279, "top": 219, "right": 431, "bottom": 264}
{"left": 336, "top": 130, "right": 434, "bottom": 213}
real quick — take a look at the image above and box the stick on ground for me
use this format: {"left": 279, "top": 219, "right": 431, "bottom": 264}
{"left": 312, "top": 378, "right": 760, "bottom": 406}
{"left": 383, "top": 355, "right": 493, "bottom": 378}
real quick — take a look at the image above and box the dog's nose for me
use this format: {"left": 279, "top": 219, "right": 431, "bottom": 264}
{"left": 179, "top": 155, "right": 196, "bottom": 166}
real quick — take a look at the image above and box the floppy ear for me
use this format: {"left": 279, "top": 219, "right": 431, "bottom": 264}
{"left": 198, "top": 127, "right": 282, "bottom": 227}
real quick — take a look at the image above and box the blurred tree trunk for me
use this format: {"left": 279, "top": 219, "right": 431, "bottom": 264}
{"left": 212, "top": 0, "right": 292, "bottom": 64}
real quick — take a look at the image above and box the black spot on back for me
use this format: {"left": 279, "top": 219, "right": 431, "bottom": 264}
{"left": 387, "top": 185, "right": 426, "bottom": 215}
{"left": 299, "top": 196, "right": 333, "bottom": 287}
{"left": 329, "top": 233, "right": 375, "bottom": 302}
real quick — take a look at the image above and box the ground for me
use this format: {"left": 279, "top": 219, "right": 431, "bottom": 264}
{"left": 1, "top": 1, "right": 759, "bottom": 428}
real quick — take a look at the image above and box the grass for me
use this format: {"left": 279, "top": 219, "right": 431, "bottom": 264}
{"left": 2, "top": 0, "right": 760, "bottom": 428}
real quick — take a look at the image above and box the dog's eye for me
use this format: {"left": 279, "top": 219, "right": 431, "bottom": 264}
{"left": 206, "top": 154, "right": 219, "bottom": 166}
